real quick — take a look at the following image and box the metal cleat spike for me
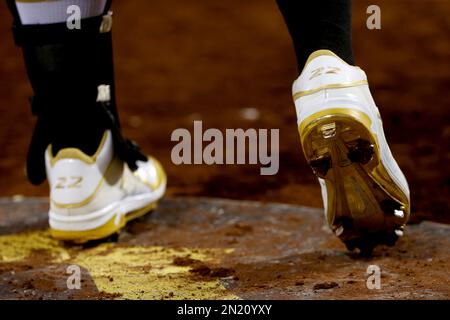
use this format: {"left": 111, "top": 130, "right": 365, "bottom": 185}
{"left": 347, "top": 139, "right": 374, "bottom": 165}
{"left": 309, "top": 155, "right": 332, "bottom": 178}
{"left": 320, "top": 122, "right": 336, "bottom": 139}
{"left": 395, "top": 229, "right": 404, "bottom": 237}
{"left": 335, "top": 226, "right": 344, "bottom": 237}
{"left": 394, "top": 209, "right": 405, "bottom": 218}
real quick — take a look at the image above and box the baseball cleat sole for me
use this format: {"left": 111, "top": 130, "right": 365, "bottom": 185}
{"left": 50, "top": 201, "right": 158, "bottom": 244}
{"left": 300, "top": 108, "right": 409, "bottom": 255}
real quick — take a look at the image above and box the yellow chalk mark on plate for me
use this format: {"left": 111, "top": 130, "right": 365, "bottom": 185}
{"left": 72, "top": 245, "right": 239, "bottom": 300}
{"left": 0, "top": 230, "right": 239, "bottom": 300}
{"left": 0, "top": 230, "right": 70, "bottom": 262}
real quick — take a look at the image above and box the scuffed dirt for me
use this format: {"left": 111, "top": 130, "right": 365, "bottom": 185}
{"left": 0, "top": 253, "right": 119, "bottom": 300}
{"left": 173, "top": 254, "right": 235, "bottom": 279}
{"left": 314, "top": 282, "right": 339, "bottom": 290}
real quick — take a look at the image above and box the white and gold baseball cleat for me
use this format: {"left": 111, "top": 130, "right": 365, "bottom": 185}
{"left": 46, "top": 130, "right": 166, "bottom": 243}
{"left": 293, "top": 50, "right": 410, "bottom": 255}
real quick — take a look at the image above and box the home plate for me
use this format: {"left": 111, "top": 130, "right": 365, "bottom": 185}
{"left": 0, "top": 197, "right": 448, "bottom": 299}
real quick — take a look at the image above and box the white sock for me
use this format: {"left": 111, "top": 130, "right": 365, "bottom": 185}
{"left": 15, "top": 0, "right": 108, "bottom": 25}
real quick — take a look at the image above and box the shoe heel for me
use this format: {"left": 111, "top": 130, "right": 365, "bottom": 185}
{"left": 50, "top": 213, "right": 125, "bottom": 244}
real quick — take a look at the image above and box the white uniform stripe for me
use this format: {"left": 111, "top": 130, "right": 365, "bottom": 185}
{"left": 15, "top": 0, "right": 107, "bottom": 25}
